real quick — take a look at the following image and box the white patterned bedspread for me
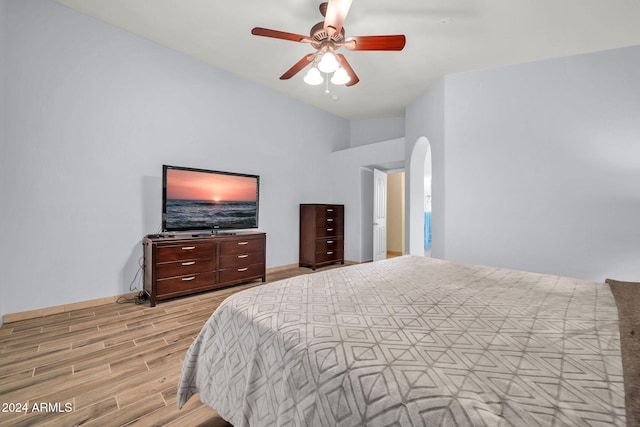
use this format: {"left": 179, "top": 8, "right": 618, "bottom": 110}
{"left": 177, "top": 256, "right": 625, "bottom": 426}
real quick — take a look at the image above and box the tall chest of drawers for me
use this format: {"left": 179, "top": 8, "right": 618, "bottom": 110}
{"left": 143, "top": 232, "right": 265, "bottom": 306}
{"left": 299, "top": 204, "right": 344, "bottom": 270}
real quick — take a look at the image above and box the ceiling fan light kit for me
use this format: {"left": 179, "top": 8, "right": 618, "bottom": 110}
{"left": 251, "top": 0, "right": 406, "bottom": 91}
{"left": 303, "top": 67, "right": 324, "bottom": 85}
{"left": 330, "top": 66, "right": 351, "bottom": 85}
{"left": 302, "top": 49, "right": 351, "bottom": 87}
{"left": 317, "top": 51, "right": 340, "bottom": 74}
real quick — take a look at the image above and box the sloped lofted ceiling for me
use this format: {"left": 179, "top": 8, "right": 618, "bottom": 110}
{"left": 55, "top": 0, "right": 640, "bottom": 120}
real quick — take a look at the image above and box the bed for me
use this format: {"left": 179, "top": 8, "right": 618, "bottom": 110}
{"left": 177, "top": 256, "right": 626, "bottom": 426}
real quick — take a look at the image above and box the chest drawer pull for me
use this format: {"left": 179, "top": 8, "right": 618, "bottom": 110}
{"left": 327, "top": 228, "right": 334, "bottom": 232}
{"left": 327, "top": 208, "right": 334, "bottom": 212}
{"left": 237, "top": 267, "right": 249, "bottom": 272}
{"left": 181, "top": 276, "right": 196, "bottom": 281}
{"left": 181, "top": 246, "right": 196, "bottom": 251}
{"left": 237, "top": 254, "right": 249, "bottom": 259}
{"left": 327, "top": 240, "right": 334, "bottom": 244}
{"left": 181, "top": 261, "right": 196, "bottom": 266}
{"left": 327, "top": 218, "right": 334, "bottom": 222}
{"left": 238, "top": 241, "right": 249, "bottom": 245}
{"left": 326, "top": 251, "right": 334, "bottom": 255}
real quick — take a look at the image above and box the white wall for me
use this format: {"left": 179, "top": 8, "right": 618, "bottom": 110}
{"left": 0, "top": 0, "right": 7, "bottom": 321}
{"left": 407, "top": 45, "right": 640, "bottom": 281}
{"left": 0, "top": 0, "right": 351, "bottom": 320}
{"left": 11, "top": 1, "right": 637, "bottom": 323}
{"left": 349, "top": 117, "right": 405, "bottom": 148}
{"left": 329, "top": 138, "right": 405, "bottom": 262}
{"left": 405, "top": 80, "right": 445, "bottom": 258}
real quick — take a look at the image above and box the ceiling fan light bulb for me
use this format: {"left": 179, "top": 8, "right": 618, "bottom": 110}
{"left": 318, "top": 52, "right": 339, "bottom": 74}
{"left": 304, "top": 67, "right": 324, "bottom": 85}
{"left": 331, "top": 67, "right": 351, "bottom": 85}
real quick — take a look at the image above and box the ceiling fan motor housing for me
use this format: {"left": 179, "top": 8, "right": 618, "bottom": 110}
{"left": 310, "top": 21, "right": 345, "bottom": 49}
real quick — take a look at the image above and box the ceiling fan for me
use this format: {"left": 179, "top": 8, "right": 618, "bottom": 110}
{"left": 251, "top": 0, "right": 406, "bottom": 87}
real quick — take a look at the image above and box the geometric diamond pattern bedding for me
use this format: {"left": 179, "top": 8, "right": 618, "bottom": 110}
{"left": 177, "top": 256, "right": 626, "bottom": 426}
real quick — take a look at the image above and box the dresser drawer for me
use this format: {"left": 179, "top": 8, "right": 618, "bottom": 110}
{"left": 156, "top": 258, "right": 216, "bottom": 279}
{"left": 316, "top": 205, "right": 342, "bottom": 219}
{"left": 219, "top": 263, "right": 265, "bottom": 284}
{"left": 156, "top": 271, "right": 217, "bottom": 296}
{"left": 315, "top": 223, "right": 343, "bottom": 238}
{"left": 155, "top": 242, "right": 216, "bottom": 262}
{"left": 219, "top": 251, "right": 264, "bottom": 269}
{"left": 314, "top": 249, "right": 343, "bottom": 264}
{"left": 219, "top": 238, "right": 264, "bottom": 255}
{"left": 315, "top": 238, "right": 342, "bottom": 252}
{"left": 318, "top": 216, "right": 341, "bottom": 227}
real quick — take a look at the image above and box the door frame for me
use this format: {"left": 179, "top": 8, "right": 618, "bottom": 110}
{"left": 373, "top": 168, "right": 388, "bottom": 261}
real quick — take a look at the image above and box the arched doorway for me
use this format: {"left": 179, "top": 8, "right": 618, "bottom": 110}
{"left": 407, "top": 137, "right": 432, "bottom": 256}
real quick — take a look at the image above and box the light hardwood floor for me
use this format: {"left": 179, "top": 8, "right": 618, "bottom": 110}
{"left": 0, "top": 263, "right": 352, "bottom": 427}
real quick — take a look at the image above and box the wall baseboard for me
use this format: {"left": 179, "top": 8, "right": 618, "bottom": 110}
{"left": 266, "top": 263, "right": 300, "bottom": 273}
{"left": 3, "top": 292, "right": 140, "bottom": 324}
{"left": 1, "top": 263, "right": 340, "bottom": 324}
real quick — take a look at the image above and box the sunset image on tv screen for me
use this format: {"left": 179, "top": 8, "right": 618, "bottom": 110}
{"left": 164, "top": 168, "right": 258, "bottom": 231}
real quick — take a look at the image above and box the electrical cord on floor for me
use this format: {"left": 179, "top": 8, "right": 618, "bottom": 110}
{"left": 116, "top": 252, "right": 149, "bottom": 305}
{"left": 117, "top": 234, "right": 162, "bottom": 305}
{"left": 116, "top": 290, "right": 148, "bottom": 305}
{"left": 134, "top": 291, "right": 148, "bottom": 304}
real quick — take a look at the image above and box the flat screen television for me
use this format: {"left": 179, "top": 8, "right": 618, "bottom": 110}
{"left": 162, "top": 165, "right": 259, "bottom": 232}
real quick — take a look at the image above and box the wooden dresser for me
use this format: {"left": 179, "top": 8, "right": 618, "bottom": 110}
{"left": 299, "top": 204, "right": 344, "bottom": 270}
{"left": 143, "top": 232, "right": 265, "bottom": 306}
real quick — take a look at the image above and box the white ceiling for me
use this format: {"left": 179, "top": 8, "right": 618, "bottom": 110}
{"left": 54, "top": 0, "right": 640, "bottom": 120}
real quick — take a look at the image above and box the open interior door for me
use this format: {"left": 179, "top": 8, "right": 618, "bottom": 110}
{"left": 373, "top": 169, "right": 387, "bottom": 261}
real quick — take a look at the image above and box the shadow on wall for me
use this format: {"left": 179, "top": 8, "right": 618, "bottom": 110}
{"left": 120, "top": 241, "right": 145, "bottom": 294}
{"left": 116, "top": 175, "right": 162, "bottom": 295}
{"left": 143, "top": 175, "right": 162, "bottom": 234}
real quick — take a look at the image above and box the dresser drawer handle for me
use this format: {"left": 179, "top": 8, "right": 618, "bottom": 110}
{"left": 238, "top": 241, "right": 249, "bottom": 245}
{"left": 327, "top": 218, "right": 334, "bottom": 222}
{"left": 327, "top": 208, "right": 334, "bottom": 212}
{"left": 237, "top": 254, "right": 249, "bottom": 259}
{"left": 237, "top": 267, "right": 249, "bottom": 272}
{"left": 181, "top": 276, "right": 196, "bottom": 281}
{"left": 181, "top": 246, "right": 196, "bottom": 250}
{"left": 327, "top": 228, "right": 334, "bottom": 232}
{"left": 181, "top": 261, "right": 196, "bottom": 266}
{"left": 327, "top": 241, "right": 334, "bottom": 244}
{"left": 326, "top": 251, "right": 334, "bottom": 255}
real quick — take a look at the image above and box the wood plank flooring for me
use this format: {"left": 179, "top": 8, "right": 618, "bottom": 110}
{"left": 0, "top": 263, "right": 352, "bottom": 427}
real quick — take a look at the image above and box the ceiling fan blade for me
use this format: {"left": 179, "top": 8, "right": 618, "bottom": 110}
{"left": 324, "top": 0, "right": 352, "bottom": 37}
{"left": 336, "top": 54, "right": 359, "bottom": 87}
{"left": 345, "top": 35, "right": 406, "bottom": 51}
{"left": 280, "top": 54, "right": 316, "bottom": 80}
{"left": 251, "top": 27, "right": 312, "bottom": 43}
